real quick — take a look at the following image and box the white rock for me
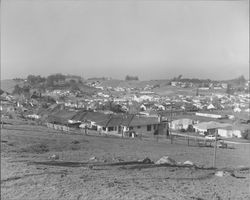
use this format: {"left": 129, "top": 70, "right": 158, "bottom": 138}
{"left": 183, "top": 160, "right": 194, "bottom": 166}
{"left": 215, "top": 171, "right": 224, "bottom": 177}
{"left": 89, "top": 156, "right": 97, "bottom": 161}
{"left": 48, "top": 154, "right": 59, "bottom": 160}
{"left": 155, "top": 156, "right": 177, "bottom": 165}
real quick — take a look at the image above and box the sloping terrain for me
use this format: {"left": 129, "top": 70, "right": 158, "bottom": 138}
{"left": 1, "top": 122, "right": 250, "bottom": 200}
{"left": 1, "top": 79, "right": 25, "bottom": 93}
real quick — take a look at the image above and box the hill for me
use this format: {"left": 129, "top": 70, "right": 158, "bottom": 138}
{"left": 1, "top": 79, "right": 25, "bottom": 93}
{"left": 86, "top": 79, "right": 170, "bottom": 89}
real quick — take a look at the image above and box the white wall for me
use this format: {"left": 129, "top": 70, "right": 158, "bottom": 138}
{"left": 127, "top": 124, "right": 158, "bottom": 136}
{"left": 196, "top": 112, "right": 222, "bottom": 119}
{"left": 218, "top": 129, "right": 233, "bottom": 138}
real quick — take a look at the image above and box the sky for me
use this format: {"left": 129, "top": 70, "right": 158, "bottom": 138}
{"left": 1, "top": 0, "right": 249, "bottom": 80}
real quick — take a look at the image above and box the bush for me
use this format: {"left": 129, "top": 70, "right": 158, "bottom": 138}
{"left": 125, "top": 75, "right": 139, "bottom": 81}
{"left": 71, "top": 140, "right": 80, "bottom": 144}
{"left": 71, "top": 145, "right": 80, "bottom": 151}
{"left": 241, "top": 130, "right": 250, "bottom": 140}
{"left": 180, "top": 129, "right": 186, "bottom": 132}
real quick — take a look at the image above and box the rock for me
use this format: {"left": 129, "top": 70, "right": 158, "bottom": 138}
{"left": 183, "top": 160, "right": 194, "bottom": 166}
{"left": 48, "top": 154, "right": 59, "bottom": 160}
{"left": 177, "top": 161, "right": 182, "bottom": 165}
{"left": 89, "top": 156, "right": 97, "bottom": 161}
{"left": 215, "top": 171, "right": 224, "bottom": 177}
{"left": 142, "top": 157, "right": 153, "bottom": 164}
{"left": 155, "top": 156, "right": 177, "bottom": 165}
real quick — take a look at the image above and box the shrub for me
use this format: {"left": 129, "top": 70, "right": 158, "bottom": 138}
{"left": 71, "top": 140, "right": 80, "bottom": 144}
{"left": 71, "top": 145, "right": 80, "bottom": 151}
{"left": 241, "top": 130, "right": 250, "bottom": 140}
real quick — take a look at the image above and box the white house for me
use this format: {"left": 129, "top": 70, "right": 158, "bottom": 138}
{"left": 218, "top": 126, "right": 243, "bottom": 138}
{"left": 193, "top": 121, "right": 230, "bottom": 135}
{"left": 207, "top": 104, "right": 215, "bottom": 110}
{"left": 195, "top": 112, "right": 223, "bottom": 119}
{"left": 121, "top": 116, "right": 160, "bottom": 137}
{"left": 234, "top": 107, "right": 241, "bottom": 112}
{"left": 171, "top": 118, "right": 193, "bottom": 131}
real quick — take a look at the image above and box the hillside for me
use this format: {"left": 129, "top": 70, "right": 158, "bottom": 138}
{"left": 86, "top": 79, "right": 170, "bottom": 89}
{"left": 1, "top": 79, "right": 25, "bottom": 93}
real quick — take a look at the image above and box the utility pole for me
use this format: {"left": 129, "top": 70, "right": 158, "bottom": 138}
{"left": 170, "top": 102, "right": 173, "bottom": 144}
{"left": 213, "top": 129, "right": 218, "bottom": 168}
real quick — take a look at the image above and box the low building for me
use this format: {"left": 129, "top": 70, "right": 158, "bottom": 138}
{"left": 121, "top": 116, "right": 160, "bottom": 137}
{"left": 195, "top": 112, "right": 223, "bottom": 119}
{"left": 217, "top": 126, "right": 243, "bottom": 138}
{"left": 171, "top": 118, "right": 193, "bottom": 131}
{"left": 193, "top": 121, "right": 230, "bottom": 135}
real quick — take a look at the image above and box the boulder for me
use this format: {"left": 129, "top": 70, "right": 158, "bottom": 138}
{"left": 215, "top": 171, "right": 224, "bottom": 177}
{"left": 155, "top": 156, "right": 177, "bottom": 165}
{"left": 48, "top": 154, "right": 59, "bottom": 160}
{"left": 183, "top": 160, "right": 194, "bottom": 166}
{"left": 89, "top": 156, "right": 97, "bottom": 161}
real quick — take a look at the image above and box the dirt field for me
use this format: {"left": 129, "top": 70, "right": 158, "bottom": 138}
{"left": 1, "top": 123, "right": 250, "bottom": 200}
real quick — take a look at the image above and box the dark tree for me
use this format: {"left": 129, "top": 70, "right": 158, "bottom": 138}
{"left": 125, "top": 75, "right": 139, "bottom": 81}
{"left": 12, "top": 85, "right": 22, "bottom": 95}
{"left": 27, "top": 75, "right": 46, "bottom": 85}
{"left": 46, "top": 74, "right": 66, "bottom": 87}
{"left": 226, "top": 84, "right": 232, "bottom": 95}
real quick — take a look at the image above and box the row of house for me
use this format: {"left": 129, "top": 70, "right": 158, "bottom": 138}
{"left": 46, "top": 110, "right": 164, "bottom": 138}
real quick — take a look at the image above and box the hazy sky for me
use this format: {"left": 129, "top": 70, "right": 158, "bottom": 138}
{"left": 1, "top": 0, "right": 249, "bottom": 80}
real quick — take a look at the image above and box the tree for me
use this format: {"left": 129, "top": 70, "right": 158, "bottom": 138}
{"left": 27, "top": 75, "right": 46, "bottom": 85}
{"left": 125, "top": 75, "right": 139, "bottom": 81}
{"left": 196, "top": 88, "right": 199, "bottom": 96}
{"left": 242, "top": 130, "right": 250, "bottom": 140}
{"left": 46, "top": 74, "right": 66, "bottom": 87}
{"left": 0, "top": 89, "right": 4, "bottom": 95}
{"left": 235, "top": 75, "right": 246, "bottom": 85}
{"left": 177, "top": 75, "right": 182, "bottom": 80}
{"left": 12, "top": 85, "right": 22, "bottom": 95}
{"left": 226, "top": 84, "right": 232, "bottom": 95}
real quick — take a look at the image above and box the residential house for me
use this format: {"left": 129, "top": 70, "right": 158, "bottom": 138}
{"left": 121, "top": 116, "right": 160, "bottom": 137}
{"left": 193, "top": 121, "right": 230, "bottom": 135}
{"left": 195, "top": 112, "right": 223, "bottom": 119}
{"left": 171, "top": 118, "right": 193, "bottom": 131}
{"left": 207, "top": 104, "right": 216, "bottom": 110}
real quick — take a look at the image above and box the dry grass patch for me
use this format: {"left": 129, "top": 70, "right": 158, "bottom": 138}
{"left": 19, "top": 143, "right": 49, "bottom": 154}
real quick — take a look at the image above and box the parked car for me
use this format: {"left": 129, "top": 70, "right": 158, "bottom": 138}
{"left": 205, "top": 135, "right": 221, "bottom": 141}
{"left": 217, "top": 141, "right": 228, "bottom": 148}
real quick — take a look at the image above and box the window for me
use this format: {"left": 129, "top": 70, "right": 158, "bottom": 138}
{"left": 108, "top": 127, "right": 114, "bottom": 131}
{"left": 153, "top": 125, "right": 157, "bottom": 130}
{"left": 129, "top": 126, "right": 133, "bottom": 130}
{"left": 137, "top": 126, "right": 141, "bottom": 129}
{"left": 147, "top": 125, "right": 151, "bottom": 131}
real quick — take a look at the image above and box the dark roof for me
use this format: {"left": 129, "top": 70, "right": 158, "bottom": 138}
{"left": 71, "top": 110, "right": 111, "bottom": 126}
{"left": 105, "top": 114, "right": 124, "bottom": 127}
{"left": 85, "top": 112, "right": 110, "bottom": 125}
{"left": 71, "top": 110, "right": 88, "bottom": 121}
{"left": 120, "top": 114, "right": 135, "bottom": 126}
{"left": 48, "top": 110, "right": 77, "bottom": 124}
{"left": 129, "top": 116, "right": 159, "bottom": 127}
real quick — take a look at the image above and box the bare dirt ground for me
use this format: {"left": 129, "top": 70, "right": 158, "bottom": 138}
{"left": 1, "top": 123, "right": 250, "bottom": 200}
